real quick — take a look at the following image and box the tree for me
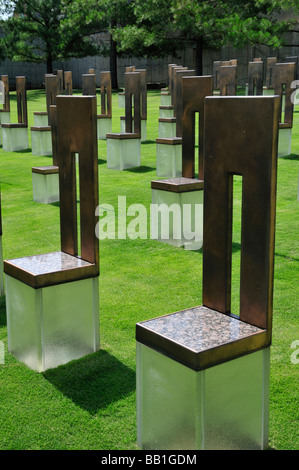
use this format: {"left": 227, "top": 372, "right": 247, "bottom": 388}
{"left": 62, "top": 0, "right": 136, "bottom": 89}
{"left": 113, "top": 0, "right": 298, "bottom": 75}
{"left": 0, "top": 0, "right": 103, "bottom": 74}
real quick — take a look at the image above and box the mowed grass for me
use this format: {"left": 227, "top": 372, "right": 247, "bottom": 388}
{"left": 0, "top": 87, "right": 298, "bottom": 450}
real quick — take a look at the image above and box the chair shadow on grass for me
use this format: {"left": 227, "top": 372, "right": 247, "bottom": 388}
{"left": 125, "top": 165, "right": 155, "bottom": 173}
{"left": 43, "top": 349, "right": 136, "bottom": 415}
{"left": 281, "top": 153, "right": 299, "bottom": 161}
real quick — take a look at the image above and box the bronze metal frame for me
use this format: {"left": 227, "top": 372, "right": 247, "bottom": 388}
{"left": 55, "top": 70, "right": 64, "bottom": 94}
{"left": 99, "top": 71, "right": 112, "bottom": 118}
{"left": 202, "top": 95, "right": 279, "bottom": 334}
{"left": 0, "top": 75, "right": 10, "bottom": 111}
{"left": 135, "top": 69, "right": 147, "bottom": 120}
{"left": 181, "top": 76, "right": 213, "bottom": 180}
{"left": 139, "top": 95, "right": 279, "bottom": 371}
{"left": 2, "top": 76, "right": 27, "bottom": 128}
{"left": 265, "top": 57, "right": 277, "bottom": 89}
{"left": 45, "top": 74, "right": 59, "bottom": 124}
{"left": 4, "top": 96, "right": 99, "bottom": 288}
{"left": 82, "top": 73, "right": 96, "bottom": 96}
{"left": 219, "top": 65, "right": 237, "bottom": 96}
{"left": 57, "top": 96, "right": 99, "bottom": 270}
{"left": 247, "top": 61, "right": 264, "bottom": 95}
{"left": 64, "top": 71, "right": 73, "bottom": 95}
{"left": 174, "top": 69, "right": 195, "bottom": 137}
{"left": 274, "top": 62, "right": 296, "bottom": 128}
{"left": 124, "top": 72, "right": 141, "bottom": 136}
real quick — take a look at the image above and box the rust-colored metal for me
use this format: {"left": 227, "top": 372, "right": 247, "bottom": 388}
{"left": 181, "top": 76, "right": 213, "bottom": 180}
{"left": 0, "top": 75, "right": 10, "bottom": 111}
{"left": 286, "top": 56, "right": 298, "bottom": 79}
{"left": 247, "top": 61, "right": 264, "bottom": 95}
{"left": 45, "top": 74, "right": 59, "bottom": 124}
{"left": 138, "top": 95, "right": 279, "bottom": 372}
{"left": 175, "top": 69, "right": 195, "bottom": 134}
{"left": 135, "top": 69, "right": 147, "bottom": 120}
{"left": 230, "top": 59, "right": 238, "bottom": 66}
{"left": 49, "top": 105, "right": 58, "bottom": 166}
{"left": 54, "top": 70, "right": 64, "bottom": 94}
{"left": 99, "top": 71, "right": 112, "bottom": 117}
{"left": 88, "top": 68, "right": 95, "bottom": 75}
{"left": 219, "top": 65, "right": 237, "bottom": 96}
{"left": 56, "top": 95, "right": 99, "bottom": 271}
{"left": 82, "top": 73, "right": 96, "bottom": 96}
{"left": 64, "top": 71, "right": 73, "bottom": 95}
{"left": 174, "top": 69, "right": 195, "bottom": 136}
{"left": 171, "top": 66, "right": 188, "bottom": 110}
{"left": 274, "top": 62, "right": 296, "bottom": 128}
{"left": 126, "top": 66, "right": 136, "bottom": 72}
{"left": 124, "top": 72, "right": 141, "bottom": 136}
{"left": 15, "top": 76, "right": 27, "bottom": 125}
{"left": 212, "top": 61, "right": 221, "bottom": 90}
{"left": 253, "top": 57, "right": 262, "bottom": 62}
{"left": 265, "top": 57, "right": 277, "bottom": 89}
{"left": 203, "top": 95, "right": 279, "bottom": 334}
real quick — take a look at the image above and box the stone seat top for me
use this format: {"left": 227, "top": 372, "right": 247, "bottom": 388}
{"left": 136, "top": 305, "right": 266, "bottom": 371}
{"left": 4, "top": 251, "right": 98, "bottom": 289}
{"left": 151, "top": 177, "right": 204, "bottom": 192}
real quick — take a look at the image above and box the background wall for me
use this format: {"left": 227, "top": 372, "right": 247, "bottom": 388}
{"left": 0, "top": 38, "right": 298, "bottom": 90}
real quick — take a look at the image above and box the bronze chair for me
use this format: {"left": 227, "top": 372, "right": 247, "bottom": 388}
{"left": 137, "top": 95, "right": 279, "bottom": 450}
{"left": 4, "top": 95, "right": 100, "bottom": 372}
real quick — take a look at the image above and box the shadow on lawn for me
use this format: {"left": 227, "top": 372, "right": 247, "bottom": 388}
{"left": 281, "top": 153, "right": 299, "bottom": 161}
{"left": 125, "top": 165, "right": 155, "bottom": 173}
{"left": 43, "top": 349, "right": 135, "bottom": 414}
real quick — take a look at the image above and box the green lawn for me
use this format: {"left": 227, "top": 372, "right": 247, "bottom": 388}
{"left": 0, "top": 88, "right": 298, "bottom": 450}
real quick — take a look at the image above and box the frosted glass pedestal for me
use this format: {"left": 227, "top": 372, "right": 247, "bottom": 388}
{"left": 106, "top": 133, "right": 141, "bottom": 170}
{"left": 158, "top": 118, "right": 176, "bottom": 138}
{"left": 161, "top": 91, "right": 171, "bottom": 106}
{"left": 159, "top": 106, "right": 174, "bottom": 118}
{"left": 33, "top": 112, "right": 48, "bottom": 126}
{"left": 278, "top": 127, "right": 292, "bottom": 157}
{"left": 4, "top": 251, "right": 99, "bottom": 372}
{"left": 97, "top": 116, "right": 112, "bottom": 140}
{"left": 31, "top": 127, "right": 52, "bottom": 155}
{"left": 120, "top": 117, "right": 147, "bottom": 142}
{"left": 0, "top": 110, "right": 11, "bottom": 124}
{"left": 1, "top": 124, "right": 28, "bottom": 152}
{"left": 151, "top": 177, "right": 203, "bottom": 250}
{"left": 156, "top": 138, "right": 182, "bottom": 178}
{"left": 32, "top": 166, "right": 59, "bottom": 204}
{"left": 136, "top": 306, "right": 270, "bottom": 450}
{"left": 118, "top": 92, "right": 125, "bottom": 108}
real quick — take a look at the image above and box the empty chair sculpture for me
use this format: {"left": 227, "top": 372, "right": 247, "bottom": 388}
{"left": 264, "top": 57, "right": 277, "bottom": 94}
{"left": 97, "top": 71, "right": 112, "bottom": 139}
{"left": 247, "top": 61, "right": 264, "bottom": 95}
{"left": 121, "top": 69, "right": 147, "bottom": 141}
{"left": 275, "top": 61, "right": 296, "bottom": 156}
{"left": 106, "top": 71, "right": 142, "bottom": 170}
{"left": 31, "top": 74, "right": 59, "bottom": 156}
{"left": 219, "top": 65, "right": 237, "bottom": 96}
{"left": 158, "top": 65, "right": 188, "bottom": 138}
{"left": 151, "top": 75, "right": 213, "bottom": 250}
{"left": 137, "top": 95, "right": 279, "bottom": 450}
{"left": 64, "top": 71, "right": 73, "bottom": 95}
{"left": 1, "top": 76, "right": 28, "bottom": 151}
{"left": 4, "top": 95, "right": 100, "bottom": 372}
{"left": 156, "top": 67, "right": 195, "bottom": 178}
{"left": 0, "top": 75, "right": 10, "bottom": 124}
